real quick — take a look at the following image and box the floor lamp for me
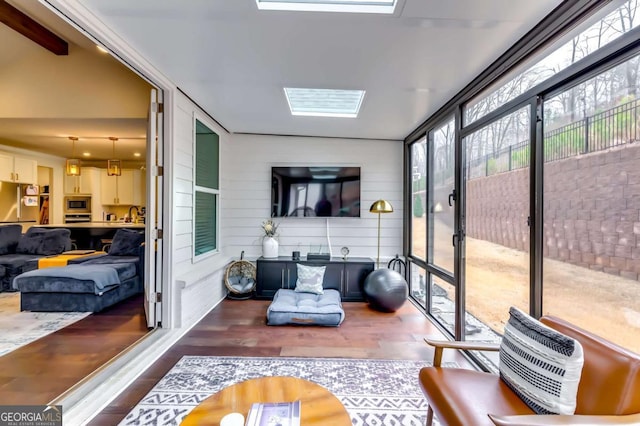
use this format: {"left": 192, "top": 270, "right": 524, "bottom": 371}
{"left": 369, "top": 199, "right": 393, "bottom": 268}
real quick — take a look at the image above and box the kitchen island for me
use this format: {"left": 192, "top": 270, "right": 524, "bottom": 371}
{"left": 35, "top": 222, "right": 145, "bottom": 251}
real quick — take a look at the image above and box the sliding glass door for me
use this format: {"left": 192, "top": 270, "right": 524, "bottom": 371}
{"left": 404, "top": 0, "right": 640, "bottom": 370}
{"left": 462, "top": 106, "right": 531, "bottom": 358}
{"left": 542, "top": 52, "right": 640, "bottom": 353}
{"left": 409, "top": 137, "right": 427, "bottom": 308}
{"left": 427, "top": 118, "right": 456, "bottom": 335}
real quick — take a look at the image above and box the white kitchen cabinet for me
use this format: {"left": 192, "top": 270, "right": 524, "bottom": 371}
{"left": 64, "top": 167, "right": 98, "bottom": 194}
{"left": 101, "top": 169, "right": 118, "bottom": 205}
{"left": 117, "top": 170, "right": 135, "bottom": 205}
{"left": 0, "top": 154, "right": 13, "bottom": 182}
{"left": 0, "top": 153, "right": 38, "bottom": 184}
{"left": 14, "top": 157, "right": 38, "bottom": 184}
{"left": 136, "top": 168, "right": 145, "bottom": 206}
{"left": 101, "top": 169, "right": 142, "bottom": 205}
{"left": 64, "top": 176, "right": 78, "bottom": 194}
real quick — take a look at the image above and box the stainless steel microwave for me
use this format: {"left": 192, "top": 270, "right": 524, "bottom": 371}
{"left": 64, "top": 196, "right": 91, "bottom": 214}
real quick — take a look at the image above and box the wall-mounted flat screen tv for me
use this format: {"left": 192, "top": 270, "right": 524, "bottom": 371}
{"left": 271, "top": 166, "right": 361, "bottom": 218}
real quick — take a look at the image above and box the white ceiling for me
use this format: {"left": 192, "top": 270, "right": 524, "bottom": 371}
{"left": 1, "top": 0, "right": 563, "bottom": 155}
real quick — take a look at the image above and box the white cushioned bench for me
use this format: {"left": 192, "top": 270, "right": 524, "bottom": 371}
{"left": 266, "top": 288, "right": 345, "bottom": 326}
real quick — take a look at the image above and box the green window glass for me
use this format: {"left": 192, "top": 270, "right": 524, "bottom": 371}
{"left": 194, "top": 119, "right": 219, "bottom": 257}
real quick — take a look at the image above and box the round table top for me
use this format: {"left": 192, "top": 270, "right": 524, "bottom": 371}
{"left": 180, "top": 376, "right": 351, "bottom": 425}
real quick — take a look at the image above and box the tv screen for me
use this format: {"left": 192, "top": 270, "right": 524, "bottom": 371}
{"left": 271, "top": 166, "right": 361, "bottom": 217}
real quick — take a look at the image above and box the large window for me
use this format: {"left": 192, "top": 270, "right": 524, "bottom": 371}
{"left": 465, "top": 1, "right": 640, "bottom": 126}
{"left": 428, "top": 119, "right": 455, "bottom": 275}
{"left": 463, "top": 106, "right": 531, "bottom": 343}
{"left": 425, "top": 118, "right": 457, "bottom": 335}
{"left": 410, "top": 137, "right": 426, "bottom": 261}
{"left": 405, "top": 0, "right": 640, "bottom": 368}
{"left": 543, "top": 53, "right": 640, "bottom": 353}
{"left": 194, "top": 119, "right": 220, "bottom": 259}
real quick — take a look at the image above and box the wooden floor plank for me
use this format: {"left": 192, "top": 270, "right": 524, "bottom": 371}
{"left": 88, "top": 298, "right": 473, "bottom": 425}
{"left": 0, "top": 294, "right": 149, "bottom": 405}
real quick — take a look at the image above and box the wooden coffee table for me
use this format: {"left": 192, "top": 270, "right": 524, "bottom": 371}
{"left": 180, "top": 376, "right": 351, "bottom": 425}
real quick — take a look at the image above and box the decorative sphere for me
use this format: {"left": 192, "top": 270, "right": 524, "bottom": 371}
{"left": 363, "top": 269, "right": 408, "bottom": 312}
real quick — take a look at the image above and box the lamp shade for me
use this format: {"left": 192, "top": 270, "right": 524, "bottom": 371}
{"left": 66, "top": 158, "right": 81, "bottom": 176}
{"left": 107, "top": 159, "right": 122, "bottom": 176}
{"left": 107, "top": 137, "right": 122, "bottom": 176}
{"left": 369, "top": 199, "right": 393, "bottom": 214}
{"left": 66, "top": 136, "right": 81, "bottom": 176}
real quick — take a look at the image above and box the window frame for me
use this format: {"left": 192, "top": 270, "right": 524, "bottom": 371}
{"left": 402, "top": 0, "right": 640, "bottom": 367}
{"left": 407, "top": 134, "right": 427, "bottom": 263}
{"left": 463, "top": 2, "right": 640, "bottom": 127}
{"left": 192, "top": 113, "right": 221, "bottom": 262}
{"left": 255, "top": 0, "right": 398, "bottom": 14}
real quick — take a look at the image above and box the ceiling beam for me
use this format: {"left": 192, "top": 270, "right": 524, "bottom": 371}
{"left": 0, "top": 0, "right": 68, "bottom": 55}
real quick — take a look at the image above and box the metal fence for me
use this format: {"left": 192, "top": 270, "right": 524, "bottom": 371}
{"left": 467, "top": 98, "right": 640, "bottom": 179}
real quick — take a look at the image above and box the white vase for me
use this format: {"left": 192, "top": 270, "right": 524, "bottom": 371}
{"left": 262, "top": 237, "right": 279, "bottom": 258}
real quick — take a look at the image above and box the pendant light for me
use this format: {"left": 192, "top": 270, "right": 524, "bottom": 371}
{"left": 65, "top": 136, "right": 81, "bottom": 176}
{"left": 107, "top": 137, "right": 122, "bottom": 176}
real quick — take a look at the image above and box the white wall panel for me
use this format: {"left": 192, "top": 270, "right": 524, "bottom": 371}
{"left": 174, "top": 163, "right": 192, "bottom": 181}
{"left": 174, "top": 177, "right": 191, "bottom": 194}
{"left": 174, "top": 220, "right": 191, "bottom": 236}
{"left": 222, "top": 134, "right": 403, "bottom": 263}
{"left": 168, "top": 99, "right": 402, "bottom": 328}
{"left": 174, "top": 206, "right": 192, "bottom": 221}
{"left": 173, "top": 246, "right": 192, "bottom": 264}
{"left": 174, "top": 150, "right": 191, "bottom": 168}
{"left": 175, "top": 268, "right": 225, "bottom": 328}
{"left": 174, "top": 233, "right": 191, "bottom": 249}
{"left": 173, "top": 192, "right": 192, "bottom": 208}
{"left": 170, "top": 91, "right": 231, "bottom": 328}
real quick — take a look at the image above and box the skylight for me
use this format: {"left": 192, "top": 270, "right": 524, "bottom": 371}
{"left": 284, "top": 88, "right": 365, "bottom": 118}
{"left": 256, "top": 0, "right": 397, "bottom": 14}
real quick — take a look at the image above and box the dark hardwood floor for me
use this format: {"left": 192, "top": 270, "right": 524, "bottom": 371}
{"left": 90, "top": 297, "right": 474, "bottom": 425}
{"left": 0, "top": 294, "right": 149, "bottom": 405}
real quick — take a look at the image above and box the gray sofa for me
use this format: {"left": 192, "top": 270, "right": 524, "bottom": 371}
{"left": 68, "top": 228, "right": 145, "bottom": 282}
{"left": 13, "top": 228, "right": 145, "bottom": 312}
{"left": 0, "top": 225, "right": 72, "bottom": 292}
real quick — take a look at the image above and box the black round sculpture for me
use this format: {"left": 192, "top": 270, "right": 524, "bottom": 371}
{"left": 363, "top": 268, "right": 409, "bottom": 312}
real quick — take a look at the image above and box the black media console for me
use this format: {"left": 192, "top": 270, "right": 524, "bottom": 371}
{"left": 256, "top": 256, "right": 375, "bottom": 301}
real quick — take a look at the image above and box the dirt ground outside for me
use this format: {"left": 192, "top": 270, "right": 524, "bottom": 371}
{"left": 411, "top": 216, "right": 640, "bottom": 354}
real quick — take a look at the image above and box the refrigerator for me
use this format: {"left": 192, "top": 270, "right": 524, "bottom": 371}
{"left": 0, "top": 182, "right": 40, "bottom": 223}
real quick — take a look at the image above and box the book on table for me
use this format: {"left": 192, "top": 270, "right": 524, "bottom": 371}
{"left": 245, "top": 400, "right": 301, "bottom": 426}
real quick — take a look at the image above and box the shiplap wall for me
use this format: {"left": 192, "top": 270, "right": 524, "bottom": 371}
{"left": 168, "top": 109, "right": 403, "bottom": 326}
{"left": 222, "top": 134, "right": 403, "bottom": 264}
{"left": 171, "top": 92, "right": 231, "bottom": 327}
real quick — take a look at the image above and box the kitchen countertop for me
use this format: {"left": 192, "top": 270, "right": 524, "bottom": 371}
{"left": 36, "top": 222, "right": 145, "bottom": 229}
{"left": 0, "top": 221, "right": 37, "bottom": 224}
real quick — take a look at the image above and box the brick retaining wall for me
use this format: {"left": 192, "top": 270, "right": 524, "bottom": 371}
{"left": 466, "top": 144, "right": 640, "bottom": 280}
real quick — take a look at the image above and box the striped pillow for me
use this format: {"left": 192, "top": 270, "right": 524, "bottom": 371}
{"left": 499, "top": 307, "right": 584, "bottom": 415}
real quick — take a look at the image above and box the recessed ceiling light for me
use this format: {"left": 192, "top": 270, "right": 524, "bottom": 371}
{"left": 256, "top": 0, "right": 396, "bottom": 14}
{"left": 133, "top": 152, "right": 141, "bottom": 157}
{"left": 284, "top": 88, "right": 365, "bottom": 118}
{"left": 82, "top": 152, "right": 91, "bottom": 157}
{"left": 96, "top": 45, "right": 109, "bottom": 54}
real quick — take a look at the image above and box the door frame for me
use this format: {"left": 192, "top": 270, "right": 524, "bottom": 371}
{"left": 43, "top": 0, "right": 174, "bottom": 328}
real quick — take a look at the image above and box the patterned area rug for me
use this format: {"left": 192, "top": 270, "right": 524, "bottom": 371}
{"left": 0, "top": 293, "right": 91, "bottom": 356}
{"left": 121, "top": 356, "right": 456, "bottom": 425}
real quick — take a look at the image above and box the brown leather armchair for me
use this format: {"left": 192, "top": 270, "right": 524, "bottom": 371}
{"left": 419, "top": 316, "right": 640, "bottom": 426}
